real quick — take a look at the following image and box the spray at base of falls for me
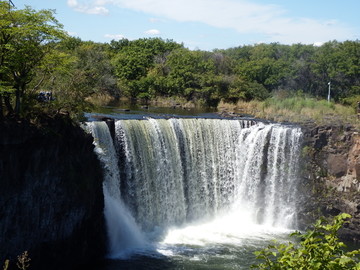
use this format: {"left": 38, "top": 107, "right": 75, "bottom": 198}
{"left": 87, "top": 118, "right": 302, "bottom": 258}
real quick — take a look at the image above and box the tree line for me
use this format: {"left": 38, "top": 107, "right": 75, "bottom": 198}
{"left": 1, "top": 1, "right": 360, "bottom": 119}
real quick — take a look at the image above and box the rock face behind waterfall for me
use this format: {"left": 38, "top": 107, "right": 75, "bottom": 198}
{"left": 0, "top": 116, "right": 106, "bottom": 269}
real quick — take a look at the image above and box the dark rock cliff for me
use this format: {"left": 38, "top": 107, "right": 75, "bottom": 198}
{"left": 0, "top": 116, "right": 106, "bottom": 269}
{"left": 300, "top": 123, "right": 360, "bottom": 242}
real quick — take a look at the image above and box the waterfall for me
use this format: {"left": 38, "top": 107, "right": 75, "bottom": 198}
{"left": 87, "top": 118, "right": 302, "bottom": 256}
{"left": 115, "top": 118, "right": 301, "bottom": 229}
{"left": 86, "top": 122, "right": 147, "bottom": 258}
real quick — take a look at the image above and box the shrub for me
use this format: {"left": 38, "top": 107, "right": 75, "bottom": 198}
{"left": 252, "top": 213, "right": 360, "bottom": 269}
{"left": 2, "top": 251, "right": 30, "bottom": 270}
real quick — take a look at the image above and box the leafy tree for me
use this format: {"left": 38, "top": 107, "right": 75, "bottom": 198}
{"left": 334, "top": 41, "right": 360, "bottom": 97}
{"left": 110, "top": 38, "right": 182, "bottom": 100}
{"left": 211, "top": 51, "right": 235, "bottom": 75}
{"left": 0, "top": 1, "right": 17, "bottom": 118}
{"left": 0, "top": 1, "right": 66, "bottom": 117}
{"left": 252, "top": 213, "right": 360, "bottom": 270}
{"left": 286, "top": 44, "right": 317, "bottom": 94}
{"left": 29, "top": 39, "right": 120, "bottom": 117}
{"left": 70, "top": 41, "right": 119, "bottom": 98}
{"left": 0, "top": 1, "right": 66, "bottom": 115}
{"left": 164, "top": 49, "right": 220, "bottom": 103}
{"left": 107, "top": 39, "right": 360, "bottom": 107}
{"left": 235, "top": 43, "right": 291, "bottom": 92}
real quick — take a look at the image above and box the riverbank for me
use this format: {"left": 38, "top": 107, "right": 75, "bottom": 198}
{"left": 92, "top": 95, "right": 358, "bottom": 126}
{"left": 217, "top": 97, "right": 357, "bottom": 126}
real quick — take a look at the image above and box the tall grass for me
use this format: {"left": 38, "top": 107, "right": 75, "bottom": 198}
{"left": 219, "top": 95, "right": 358, "bottom": 125}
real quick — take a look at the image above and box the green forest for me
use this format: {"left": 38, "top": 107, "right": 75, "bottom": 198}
{"left": 1, "top": 1, "right": 360, "bottom": 120}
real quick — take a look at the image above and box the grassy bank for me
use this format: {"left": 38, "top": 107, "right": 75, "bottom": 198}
{"left": 218, "top": 96, "right": 358, "bottom": 126}
{"left": 87, "top": 91, "right": 359, "bottom": 127}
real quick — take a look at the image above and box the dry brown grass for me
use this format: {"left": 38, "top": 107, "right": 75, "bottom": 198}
{"left": 218, "top": 97, "right": 359, "bottom": 126}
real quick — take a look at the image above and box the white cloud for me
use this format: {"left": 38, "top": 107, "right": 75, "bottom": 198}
{"left": 145, "top": 29, "right": 161, "bottom": 35}
{"left": 313, "top": 42, "right": 324, "bottom": 47}
{"left": 67, "top": 0, "right": 109, "bottom": 15}
{"left": 65, "top": 0, "right": 354, "bottom": 44}
{"left": 104, "top": 34, "right": 126, "bottom": 40}
{"left": 110, "top": 0, "right": 353, "bottom": 44}
{"left": 67, "top": 0, "right": 78, "bottom": 8}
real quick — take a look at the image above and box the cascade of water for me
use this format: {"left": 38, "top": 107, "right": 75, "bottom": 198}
{"left": 87, "top": 118, "right": 302, "bottom": 257}
{"left": 114, "top": 119, "right": 302, "bottom": 233}
{"left": 86, "top": 121, "right": 147, "bottom": 258}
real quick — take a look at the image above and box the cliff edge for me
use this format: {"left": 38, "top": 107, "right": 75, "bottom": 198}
{"left": 300, "top": 123, "right": 360, "bottom": 242}
{"left": 0, "top": 116, "right": 106, "bottom": 269}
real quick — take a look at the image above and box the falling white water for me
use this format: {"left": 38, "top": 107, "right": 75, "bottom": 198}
{"left": 87, "top": 118, "right": 302, "bottom": 258}
{"left": 86, "top": 121, "right": 147, "bottom": 258}
{"left": 115, "top": 119, "right": 302, "bottom": 231}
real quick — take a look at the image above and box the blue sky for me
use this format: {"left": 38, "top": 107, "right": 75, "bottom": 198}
{"left": 20, "top": 0, "right": 360, "bottom": 51}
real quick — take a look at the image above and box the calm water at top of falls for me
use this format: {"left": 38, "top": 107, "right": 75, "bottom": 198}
{"left": 85, "top": 112, "right": 302, "bottom": 270}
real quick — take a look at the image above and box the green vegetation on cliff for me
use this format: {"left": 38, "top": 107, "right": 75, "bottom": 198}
{"left": 1, "top": 1, "right": 360, "bottom": 120}
{"left": 252, "top": 213, "right": 360, "bottom": 270}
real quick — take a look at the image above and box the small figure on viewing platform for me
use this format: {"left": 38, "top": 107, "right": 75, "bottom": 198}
{"left": 37, "top": 91, "right": 53, "bottom": 102}
{"left": 45, "top": 91, "right": 52, "bottom": 101}
{"left": 37, "top": 91, "right": 46, "bottom": 102}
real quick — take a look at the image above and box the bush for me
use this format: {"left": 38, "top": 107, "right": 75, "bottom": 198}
{"left": 2, "top": 251, "right": 30, "bottom": 270}
{"left": 252, "top": 213, "right": 360, "bottom": 269}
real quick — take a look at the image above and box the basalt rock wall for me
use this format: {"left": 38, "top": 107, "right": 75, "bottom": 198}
{"left": 0, "top": 116, "right": 106, "bottom": 269}
{"left": 300, "top": 123, "right": 360, "bottom": 242}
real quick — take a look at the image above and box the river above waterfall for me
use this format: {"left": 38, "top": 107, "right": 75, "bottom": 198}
{"left": 85, "top": 116, "right": 302, "bottom": 270}
{"left": 84, "top": 103, "right": 232, "bottom": 121}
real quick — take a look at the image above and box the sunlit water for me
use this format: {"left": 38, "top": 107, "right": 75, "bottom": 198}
{"left": 84, "top": 219, "right": 293, "bottom": 270}
{"left": 83, "top": 216, "right": 294, "bottom": 270}
{"left": 85, "top": 117, "right": 302, "bottom": 270}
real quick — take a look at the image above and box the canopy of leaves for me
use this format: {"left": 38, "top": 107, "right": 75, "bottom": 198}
{"left": 0, "top": 1, "right": 67, "bottom": 117}
{"left": 2, "top": 0, "right": 360, "bottom": 119}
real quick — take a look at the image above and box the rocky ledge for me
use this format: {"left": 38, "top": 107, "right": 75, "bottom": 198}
{"left": 300, "top": 123, "right": 360, "bottom": 242}
{"left": 0, "top": 116, "right": 106, "bottom": 269}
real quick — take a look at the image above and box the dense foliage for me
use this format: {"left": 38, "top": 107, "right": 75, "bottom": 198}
{"left": 252, "top": 213, "right": 360, "bottom": 269}
{"left": 1, "top": 1, "right": 360, "bottom": 119}
{"left": 0, "top": 1, "right": 66, "bottom": 118}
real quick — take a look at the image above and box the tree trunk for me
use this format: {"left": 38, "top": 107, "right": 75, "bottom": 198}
{"left": 4, "top": 94, "right": 14, "bottom": 116}
{"left": 14, "top": 87, "right": 21, "bottom": 116}
{"left": 0, "top": 95, "right": 3, "bottom": 120}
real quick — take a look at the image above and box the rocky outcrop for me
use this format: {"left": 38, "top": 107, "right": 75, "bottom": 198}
{"left": 300, "top": 123, "right": 360, "bottom": 242}
{"left": 0, "top": 116, "right": 106, "bottom": 269}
